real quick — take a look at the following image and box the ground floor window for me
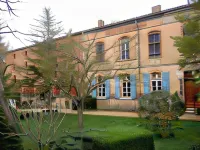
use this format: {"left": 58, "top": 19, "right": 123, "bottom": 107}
{"left": 151, "top": 72, "right": 162, "bottom": 91}
{"left": 97, "top": 76, "right": 105, "bottom": 97}
{"left": 122, "top": 75, "right": 131, "bottom": 97}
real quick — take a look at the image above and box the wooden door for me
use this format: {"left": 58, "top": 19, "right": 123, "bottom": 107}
{"left": 185, "top": 80, "right": 200, "bottom": 108}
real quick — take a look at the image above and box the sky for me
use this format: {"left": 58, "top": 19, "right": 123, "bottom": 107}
{"left": 2, "top": 0, "right": 187, "bottom": 50}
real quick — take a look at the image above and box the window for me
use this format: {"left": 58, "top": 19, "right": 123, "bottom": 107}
{"left": 25, "top": 51, "right": 27, "bottom": 56}
{"left": 149, "top": 32, "right": 160, "bottom": 57}
{"left": 96, "top": 43, "right": 104, "bottom": 62}
{"left": 13, "top": 54, "right": 16, "bottom": 59}
{"left": 122, "top": 75, "right": 131, "bottom": 97}
{"left": 97, "top": 76, "right": 105, "bottom": 97}
{"left": 120, "top": 38, "right": 129, "bottom": 60}
{"left": 151, "top": 72, "right": 162, "bottom": 91}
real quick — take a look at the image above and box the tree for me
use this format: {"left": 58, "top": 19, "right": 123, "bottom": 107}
{"left": 12, "top": 7, "right": 75, "bottom": 149}
{"left": 171, "top": 0, "right": 200, "bottom": 68}
{"left": 0, "top": 0, "right": 22, "bottom": 35}
{"left": 54, "top": 34, "right": 137, "bottom": 129}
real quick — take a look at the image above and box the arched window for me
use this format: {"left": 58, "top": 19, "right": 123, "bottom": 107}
{"left": 120, "top": 37, "right": 130, "bottom": 60}
{"left": 148, "top": 32, "right": 161, "bottom": 57}
{"left": 96, "top": 42, "right": 104, "bottom": 62}
{"left": 151, "top": 72, "right": 162, "bottom": 91}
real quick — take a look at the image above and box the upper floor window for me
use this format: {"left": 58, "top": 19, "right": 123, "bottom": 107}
{"left": 120, "top": 37, "right": 130, "bottom": 60}
{"left": 151, "top": 72, "right": 162, "bottom": 91}
{"left": 122, "top": 75, "right": 131, "bottom": 97}
{"left": 25, "top": 51, "right": 27, "bottom": 56}
{"left": 96, "top": 42, "right": 104, "bottom": 62}
{"left": 13, "top": 54, "right": 16, "bottom": 59}
{"left": 149, "top": 32, "right": 160, "bottom": 57}
{"left": 97, "top": 76, "right": 105, "bottom": 97}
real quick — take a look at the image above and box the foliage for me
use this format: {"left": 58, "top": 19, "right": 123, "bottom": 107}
{"left": 189, "top": 144, "right": 200, "bottom": 150}
{"left": 0, "top": 105, "right": 24, "bottom": 150}
{"left": 11, "top": 7, "right": 74, "bottom": 150}
{"left": 171, "top": 0, "right": 200, "bottom": 68}
{"left": 91, "top": 134, "right": 154, "bottom": 150}
{"left": 84, "top": 96, "right": 97, "bottom": 110}
{"left": 197, "top": 108, "right": 200, "bottom": 115}
{"left": 138, "top": 91, "right": 185, "bottom": 138}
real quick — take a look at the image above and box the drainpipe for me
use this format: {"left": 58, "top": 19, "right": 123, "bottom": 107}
{"left": 135, "top": 20, "right": 142, "bottom": 97}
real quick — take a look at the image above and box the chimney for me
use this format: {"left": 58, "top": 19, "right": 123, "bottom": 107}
{"left": 152, "top": 5, "right": 161, "bottom": 13}
{"left": 98, "top": 20, "right": 104, "bottom": 27}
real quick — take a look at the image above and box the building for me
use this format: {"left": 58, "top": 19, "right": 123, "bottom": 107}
{"left": 6, "top": 4, "right": 200, "bottom": 111}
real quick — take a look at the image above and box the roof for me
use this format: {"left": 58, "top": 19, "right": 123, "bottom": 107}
{"left": 9, "top": 4, "right": 191, "bottom": 53}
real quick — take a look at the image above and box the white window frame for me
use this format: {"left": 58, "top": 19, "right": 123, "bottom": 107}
{"left": 151, "top": 73, "right": 162, "bottom": 91}
{"left": 97, "top": 76, "right": 106, "bottom": 99}
{"left": 121, "top": 38, "right": 129, "bottom": 60}
{"left": 97, "top": 83, "right": 106, "bottom": 97}
{"left": 121, "top": 75, "right": 131, "bottom": 97}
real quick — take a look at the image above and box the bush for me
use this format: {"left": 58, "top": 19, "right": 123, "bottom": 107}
{"left": 72, "top": 96, "right": 97, "bottom": 110}
{"left": 196, "top": 108, "right": 200, "bottom": 115}
{"left": 189, "top": 144, "right": 200, "bottom": 150}
{"left": 138, "top": 91, "right": 185, "bottom": 138}
{"left": 84, "top": 96, "right": 97, "bottom": 110}
{"left": 90, "top": 134, "right": 154, "bottom": 150}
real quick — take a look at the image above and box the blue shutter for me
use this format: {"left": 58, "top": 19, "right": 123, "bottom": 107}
{"left": 115, "top": 77, "right": 120, "bottom": 99}
{"left": 130, "top": 74, "right": 136, "bottom": 99}
{"left": 105, "top": 80, "right": 110, "bottom": 99}
{"left": 143, "top": 73, "right": 150, "bottom": 94}
{"left": 92, "top": 79, "right": 96, "bottom": 98}
{"left": 162, "top": 72, "right": 170, "bottom": 92}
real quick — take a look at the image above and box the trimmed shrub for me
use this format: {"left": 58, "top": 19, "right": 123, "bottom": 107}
{"left": 88, "top": 134, "right": 154, "bottom": 150}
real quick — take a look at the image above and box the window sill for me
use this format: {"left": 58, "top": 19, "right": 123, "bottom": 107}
{"left": 149, "top": 56, "right": 161, "bottom": 59}
{"left": 119, "top": 98, "right": 132, "bottom": 100}
{"left": 97, "top": 97, "right": 107, "bottom": 100}
{"left": 117, "top": 59, "right": 137, "bottom": 62}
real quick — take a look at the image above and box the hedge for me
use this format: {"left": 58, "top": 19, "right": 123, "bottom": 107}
{"left": 90, "top": 134, "right": 154, "bottom": 150}
{"left": 73, "top": 133, "right": 154, "bottom": 150}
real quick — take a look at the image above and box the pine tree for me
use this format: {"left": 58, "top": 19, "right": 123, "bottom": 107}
{"left": 172, "top": 0, "right": 200, "bottom": 68}
{"left": 172, "top": 0, "right": 200, "bottom": 84}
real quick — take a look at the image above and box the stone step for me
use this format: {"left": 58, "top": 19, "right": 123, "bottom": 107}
{"left": 185, "top": 108, "right": 195, "bottom": 114}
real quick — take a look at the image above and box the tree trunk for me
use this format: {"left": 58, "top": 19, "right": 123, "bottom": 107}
{"left": 77, "top": 104, "right": 83, "bottom": 130}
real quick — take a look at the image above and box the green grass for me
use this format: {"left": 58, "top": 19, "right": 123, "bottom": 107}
{"left": 20, "top": 113, "right": 200, "bottom": 150}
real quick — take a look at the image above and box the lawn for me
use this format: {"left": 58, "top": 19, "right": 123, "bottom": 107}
{"left": 21, "top": 113, "right": 200, "bottom": 150}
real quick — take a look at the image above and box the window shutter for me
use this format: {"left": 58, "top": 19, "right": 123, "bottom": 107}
{"left": 143, "top": 73, "right": 150, "bottom": 94}
{"left": 105, "top": 79, "right": 110, "bottom": 99}
{"left": 162, "top": 72, "right": 170, "bottom": 92}
{"left": 92, "top": 79, "right": 96, "bottom": 98}
{"left": 130, "top": 74, "right": 136, "bottom": 99}
{"left": 115, "top": 77, "right": 120, "bottom": 99}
